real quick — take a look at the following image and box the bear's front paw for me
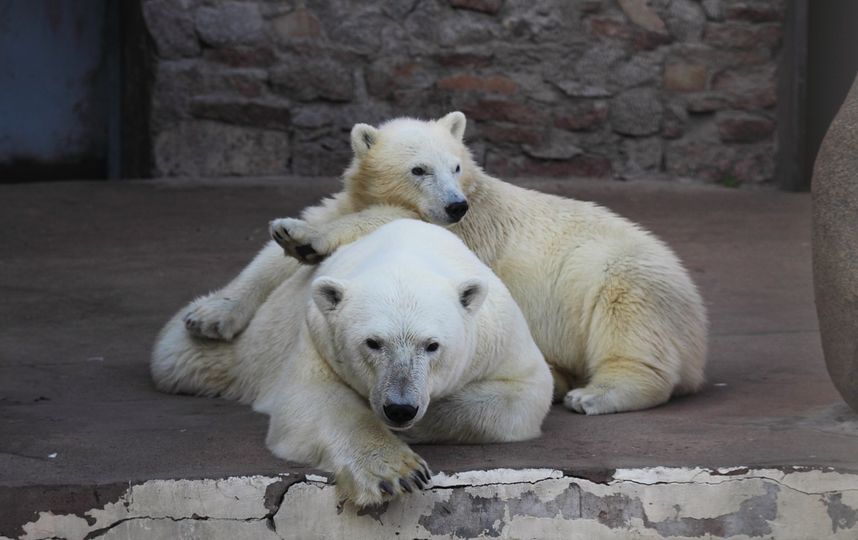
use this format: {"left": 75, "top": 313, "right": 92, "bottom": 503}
{"left": 269, "top": 218, "right": 328, "bottom": 265}
{"left": 563, "top": 387, "right": 618, "bottom": 415}
{"left": 335, "top": 444, "right": 432, "bottom": 508}
{"left": 183, "top": 295, "right": 247, "bottom": 341}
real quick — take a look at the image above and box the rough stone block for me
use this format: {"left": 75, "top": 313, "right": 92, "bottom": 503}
{"left": 518, "top": 153, "right": 613, "bottom": 178}
{"left": 611, "top": 52, "right": 663, "bottom": 88}
{"left": 550, "top": 80, "right": 612, "bottom": 98}
{"left": 142, "top": 0, "right": 200, "bottom": 59}
{"left": 685, "top": 92, "right": 731, "bottom": 113}
{"left": 662, "top": 102, "right": 688, "bottom": 138}
{"left": 665, "top": 0, "right": 706, "bottom": 42}
{"left": 725, "top": 3, "right": 784, "bottom": 23}
{"left": 195, "top": 3, "right": 265, "bottom": 48}
{"left": 270, "top": 59, "right": 354, "bottom": 102}
{"left": 291, "top": 134, "right": 353, "bottom": 176}
{"left": 611, "top": 87, "right": 663, "bottom": 136}
{"left": 205, "top": 47, "right": 277, "bottom": 68}
{"left": 154, "top": 121, "right": 289, "bottom": 176}
{"left": 664, "top": 62, "right": 708, "bottom": 92}
{"left": 151, "top": 64, "right": 270, "bottom": 129}
{"left": 620, "top": 136, "right": 663, "bottom": 176}
{"left": 588, "top": 16, "right": 634, "bottom": 40}
{"left": 437, "top": 74, "right": 519, "bottom": 95}
{"left": 461, "top": 99, "right": 545, "bottom": 124}
{"left": 704, "top": 22, "right": 781, "bottom": 50}
{"left": 271, "top": 7, "right": 323, "bottom": 43}
{"left": 478, "top": 123, "right": 544, "bottom": 145}
{"left": 617, "top": 0, "right": 668, "bottom": 35}
{"left": 702, "top": 0, "right": 724, "bottom": 20}
{"left": 666, "top": 127, "right": 773, "bottom": 183}
{"left": 365, "top": 57, "right": 436, "bottom": 100}
{"left": 554, "top": 101, "right": 610, "bottom": 132}
{"left": 189, "top": 98, "right": 292, "bottom": 131}
{"left": 448, "top": 0, "right": 504, "bottom": 15}
{"left": 712, "top": 65, "right": 776, "bottom": 109}
{"left": 523, "top": 130, "right": 584, "bottom": 160}
{"left": 432, "top": 51, "right": 495, "bottom": 68}
{"left": 716, "top": 111, "right": 774, "bottom": 142}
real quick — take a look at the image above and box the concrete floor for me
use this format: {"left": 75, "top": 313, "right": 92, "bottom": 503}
{"left": 1, "top": 177, "right": 857, "bottom": 536}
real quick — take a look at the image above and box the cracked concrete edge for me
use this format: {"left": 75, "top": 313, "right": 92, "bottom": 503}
{"left": 3, "top": 467, "right": 858, "bottom": 540}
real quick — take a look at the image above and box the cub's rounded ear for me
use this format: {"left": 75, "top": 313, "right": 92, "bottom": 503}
{"left": 457, "top": 277, "right": 487, "bottom": 313}
{"left": 438, "top": 111, "right": 466, "bottom": 141}
{"left": 351, "top": 123, "right": 379, "bottom": 159}
{"left": 312, "top": 277, "right": 348, "bottom": 313}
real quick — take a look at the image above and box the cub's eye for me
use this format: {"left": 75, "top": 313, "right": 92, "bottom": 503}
{"left": 426, "top": 342, "right": 439, "bottom": 353}
{"left": 411, "top": 166, "right": 426, "bottom": 176}
{"left": 366, "top": 339, "right": 382, "bottom": 350}
{"left": 454, "top": 164, "right": 461, "bottom": 173}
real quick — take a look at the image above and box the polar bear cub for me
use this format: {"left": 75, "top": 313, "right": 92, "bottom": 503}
{"left": 152, "top": 219, "right": 552, "bottom": 507}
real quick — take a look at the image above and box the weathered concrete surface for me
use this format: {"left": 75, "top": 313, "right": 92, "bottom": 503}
{"left": 812, "top": 73, "right": 858, "bottom": 413}
{"left": 7, "top": 467, "right": 858, "bottom": 539}
{"left": 1, "top": 177, "right": 858, "bottom": 538}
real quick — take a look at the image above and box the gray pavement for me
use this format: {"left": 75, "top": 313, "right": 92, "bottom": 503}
{"left": 1, "top": 177, "right": 856, "bottom": 532}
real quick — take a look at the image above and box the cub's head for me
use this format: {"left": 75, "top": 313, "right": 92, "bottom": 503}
{"left": 309, "top": 271, "right": 488, "bottom": 431}
{"left": 346, "top": 111, "right": 477, "bottom": 226}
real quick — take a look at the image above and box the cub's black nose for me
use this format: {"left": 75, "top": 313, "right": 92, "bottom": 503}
{"left": 383, "top": 403, "right": 419, "bottom": 424}
{"left": 445, "top": 200, "right": 469, "bottom": 222}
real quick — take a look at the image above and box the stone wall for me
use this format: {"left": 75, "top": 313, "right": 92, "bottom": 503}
{"left": 142, "top": 0, "right": 785, "bottom": 184}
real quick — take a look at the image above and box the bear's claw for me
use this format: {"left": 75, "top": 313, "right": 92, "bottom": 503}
{"left": 269, "top": 218, "right": 328, "bottom": 265}
{"left": 563, "top": 387, "right": 618, "bottom": 415}
{"left": 183, "top": 295, "right": 247, "bottom": 341}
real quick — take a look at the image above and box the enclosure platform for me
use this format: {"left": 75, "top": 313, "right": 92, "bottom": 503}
{"left": 2, "top": 177, "right": 857, "bottom": 539}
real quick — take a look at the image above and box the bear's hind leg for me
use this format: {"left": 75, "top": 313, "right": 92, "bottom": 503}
{"left": 151, "top": 313, "right": 236, "bottom": 398}
{"left": 562, "top": 267, "right": 681, "bottom": 415}
{"left": 563, "top": 356, "right": 673, "bottom": 415}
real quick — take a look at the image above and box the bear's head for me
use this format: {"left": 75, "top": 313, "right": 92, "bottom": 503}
{"left": 308, "top": 269, "right": 488, "bottom": 431}
{"left": 345, "top": 111, "right": 477, "bottom": 226}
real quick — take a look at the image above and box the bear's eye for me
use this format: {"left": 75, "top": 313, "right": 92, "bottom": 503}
{"left": 454, "top": 164, "right": 461, "bottom": 173}
{"left": 366, "top": 338, "right": 382, "bottom": 350}
{"left": 411, "top": 166, "right": 426, "bottom": 176}
{"left": 425, "top": 342, "right": 439, "bottom": 353}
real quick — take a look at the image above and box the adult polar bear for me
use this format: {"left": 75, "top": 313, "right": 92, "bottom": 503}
{"left": 154, "top": 220, "right": 552, "bottom": 507}
{"left": 184, "top": 112, "right": 708, "bottom": 415}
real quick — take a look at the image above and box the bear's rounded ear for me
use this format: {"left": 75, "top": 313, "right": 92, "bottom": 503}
{"left": 312, "top": 277, "right": 348, "bottom": 313}
{"left": 439, "top": 111, "right": 467, "bottom": 141}
{"left": 457, "top": 277, "right": 487, "bottom": 313}
{"left": 351, "top": 123, "right": 379, "bottom": 159}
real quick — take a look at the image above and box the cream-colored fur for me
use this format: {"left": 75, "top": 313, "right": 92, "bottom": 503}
{"left": 185, "top": 111, "right": 708, "bottom": 415}
{"left": 153, "top": 219, "right": 552, "bottom": 507}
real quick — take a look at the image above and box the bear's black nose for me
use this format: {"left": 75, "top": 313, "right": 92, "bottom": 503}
{"left": 445, "top": 201, "right": 469, "bottom": 222}
{"left": 383, "top": 403, "right": 419, "bottom": 424}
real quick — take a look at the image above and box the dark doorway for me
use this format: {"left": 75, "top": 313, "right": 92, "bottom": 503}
{"left": 0, "top": 1, "right": 118, "bottom": 181}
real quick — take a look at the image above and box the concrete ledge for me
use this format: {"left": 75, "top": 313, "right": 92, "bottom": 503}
{"left": 9, "top": 467, "right": 858, "bottom": 539}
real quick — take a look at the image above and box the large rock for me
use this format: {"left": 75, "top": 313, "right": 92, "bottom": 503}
{"left": 812, "top": 74, "right": 858, "bottom": 413}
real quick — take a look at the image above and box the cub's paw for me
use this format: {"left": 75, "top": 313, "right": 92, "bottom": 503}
{"left": 269, "top": 218, "right": 328, "bottom": 265}
{"left": 563, "top": 387, "right": 618, "bottom": 415}
{"left": 335, "top": 444, "right": 432, "bottom": 508}
{"left": 183, "top": 295, "right": 247, "bottom": 341}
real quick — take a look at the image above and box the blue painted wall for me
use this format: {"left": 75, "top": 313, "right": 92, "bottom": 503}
{"left": 0, "top": 0, "right": 108, "bottom": 179}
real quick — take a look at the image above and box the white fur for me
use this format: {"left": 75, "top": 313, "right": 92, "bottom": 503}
{"left": 184, "top": 111, "right": 708, "bottom": 416}
{"left": 152, "top": 220, "right": 552, "bottom": 507}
